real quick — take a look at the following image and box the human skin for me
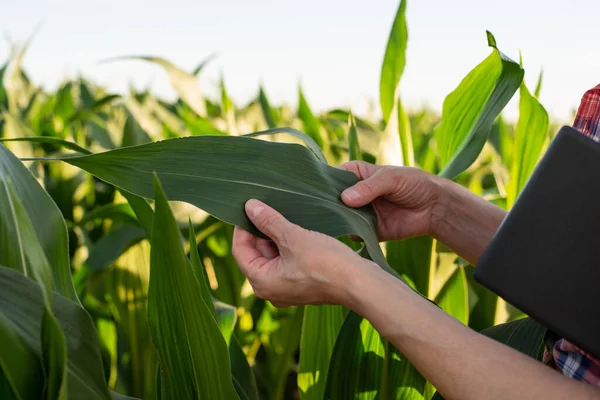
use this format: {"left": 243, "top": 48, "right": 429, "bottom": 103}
{"left": 232, "top": 161, "right": 600, "bottom": 400}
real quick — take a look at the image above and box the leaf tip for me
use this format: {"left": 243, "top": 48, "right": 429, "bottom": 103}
{"left": 518, "top": 50, "right": 523, "bottom": 67}
{"left": 486, "top": 31, "right": 497, "bottom": 49}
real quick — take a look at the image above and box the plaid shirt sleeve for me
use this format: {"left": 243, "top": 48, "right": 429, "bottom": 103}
{"left": 541, "top": 83, "right": 600, "bottom": 387}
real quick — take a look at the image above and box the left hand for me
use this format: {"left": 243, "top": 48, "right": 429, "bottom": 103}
{"left": 232, "top": 199, "right": 375, "bottom": 308}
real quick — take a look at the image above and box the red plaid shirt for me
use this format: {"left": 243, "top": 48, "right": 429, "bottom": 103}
{"left": 541, "top": 83, "right": 600, "bottom": 387}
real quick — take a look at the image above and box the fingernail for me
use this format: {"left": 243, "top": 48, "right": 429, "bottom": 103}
{"left": 246, "top": 200, "right": 265, "bottom": 217}
{"left": 252, "top": 206, "right": 264, "bottom": 217}
{"left": 343, "top": 188, "right": 359, "bottom": 201}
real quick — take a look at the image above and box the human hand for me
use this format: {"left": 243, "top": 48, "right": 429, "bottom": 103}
{"left": 338, "top": 161, "right": 442, "bottom": 241}
{"left": 232, "top": 199, "right": 375, "bottom": 307}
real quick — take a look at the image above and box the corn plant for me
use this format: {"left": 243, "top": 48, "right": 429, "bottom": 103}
{"left": 0, "top": 0, "right": 556, "bottom": 399}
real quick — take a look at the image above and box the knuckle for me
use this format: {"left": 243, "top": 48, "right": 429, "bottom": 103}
{"left": 261, "top": 212, "right": 281, "bottom": 231}
{"left": 278, "top": 228, "right": 294, "bottom": 247}
{"left": 280, "top": 226, "right": 304, "bottom": 248}
{"left": 376, "top": 167, "right": 400, "bottom": 190}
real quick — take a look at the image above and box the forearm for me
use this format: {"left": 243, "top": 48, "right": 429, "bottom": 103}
{"left": 431, "top": 178, "right": 507, "bottom": 265}
{"left": 344, "top": 264, "right": 600, "bottom": 400}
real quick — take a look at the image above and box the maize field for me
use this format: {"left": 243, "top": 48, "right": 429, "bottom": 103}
{"left": 0, "top": 0, "right": 559, "bottom": 399}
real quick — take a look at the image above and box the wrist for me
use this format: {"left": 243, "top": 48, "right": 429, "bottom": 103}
{"left": 338, "top": 258, "right": 380, "bottom": 310}
{"left": 341, "top": 259, "right": 411, "bottom": 314}
{"left": 429, "top": 176, "right": 507, "bottom": 264}
{"left": 428, "top": 175, "right": 454, "bottom": 238}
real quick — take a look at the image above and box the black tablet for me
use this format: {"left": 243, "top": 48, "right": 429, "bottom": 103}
{"left": 474, "top": 125, "right": 600, "bottom": 360}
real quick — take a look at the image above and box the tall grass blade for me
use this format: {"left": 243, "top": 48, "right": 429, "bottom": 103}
{"left": 106, "top": 56, "right": 207, "bottom": 117}
{"left": 298, "top": 87, "right": 326, "bottom": 149}
{"left": 0, "top": 266, "right": 113, "bottom": 399}
{"left": 506, "top": 82, "right": 549, "bottom": 208}
{"left": 325, "top": 311, "right": 425, "bottom": 399}
{"left": 146, "top": 174, "right": 238, "bottom": 399}
{"left": 435, "top": 32, "right": 523, "bottom": 179}
{"left": 0, "top": 310, "right": 44, "bottom": 400}
{"left": 380, "top": 0, "right": 408, "bottom": 124}
{"left": 0, "top": 143, "right": 78, "bottom": 301}
{"left": 258, "top": 87, "right": 279, "bottom": 129}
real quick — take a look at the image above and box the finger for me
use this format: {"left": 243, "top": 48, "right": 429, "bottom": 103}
{"left": 336, "top": 160, "right": 378, "bottom": 180}
{"left": 244, "top": 199, "right": 300, "bottom": 246}
{"left": 232, "top": 227, "right": 269, "bottom": 275}
{"left": 341, "top": 168, "right": 395, "bottom": 207}
{"left": 270, "top": 301, "right": 292, "bottom": 309}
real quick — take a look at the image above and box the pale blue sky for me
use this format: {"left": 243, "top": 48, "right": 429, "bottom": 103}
{"left": 2, "top": 0, "right": 598, "bottom": 123}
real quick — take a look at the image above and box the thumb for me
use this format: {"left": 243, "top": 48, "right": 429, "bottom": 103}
{"left": 245, "top": 199, "right": 298, "bottom": 245}
{"left": 341, "top": 170, "right": 394, "bottom": 207}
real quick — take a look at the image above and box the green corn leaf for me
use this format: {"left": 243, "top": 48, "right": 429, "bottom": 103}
{"left": 110, "top": 391, "right": 141, "bottom": 400}
{"left": 488, "top": 114, "right": 513, "bottom": 167}
{"left": 0, "top": 179, "right": 69, "bottom": 400}
{"left": 0, "top": 265, "right": 112, "bottom": 399}
{"left": 0, "top": 63, "right": 7, "bottom": 110}
{"left": 181, "top": 112, "right": 228, "bottom": 137}
{"left": 380, "top": 0, "right": 408, "bottom": 124}
{"left": 99, "top": 240, "right": 157, "bottom": 400}
{"left": 0, "top": 143, "right": 78, "bottom": 302}
{"left": 119, "top": 190, "right": 155, "bottom": 238}
{"left": 435, "top": 31, "right": 523, "bottom": 179}
{"left": 298, "top": 87, "right": 326, "bottom": 149}
{"left": 75, "top": 203, "right": 138, "bottom": 227}
{"left": 147, "top": 174, "right": 238, "bottom": 399}
{"left": 386, "top": 236, "right": 433, "bottom": 297}
{"left": 243, "top": 127, "right": 327, "bottom": 163}
{"left": 258, "top": 86, "right": 279, "bottom": 129}
{"left": 229, "top": 337, "right": 260, "bottom": 400}
{"left": 434, "top": 266, "right": 469, "bottom": 325}
{"left": 192, "top": 52, "right": 218, "bottom": 76}
{"left": 481, "top": 317, "right": 546, "bottom": 360}
{"left": 190, "top": 220, "right": 260, "bottom": 400}
{"left": 465, "top": 265, "right": 497, "bottom": 332}
{"left": 106, "top": 56, "right": 207, "bottom": 117}
{"left": 84, "top": 225, "right": 146, "bottom": 272}
{"left": 68, "top": 94, "right": 120, "bottom": 122}
{"left": 325, "top": 109, "right": 379, "bottom": 133}
{"left": 30, "top": 135, "right": 396, "bottom": 277}
{"left": 149, "top": 98, "right": 191, "bottom": 136}
{"left": 188, "top": 220, "right": 216, "bottom": 317}
{"left": 124, "top": 97, "right": 163, "bottom": 140}
{"left": 534, "top": 69, "right": 543, "bottom": 98}
{"left": 183, "top": 224, "right": 242, "bottom": 377}
{"left": 263, "top": 306, "right": 305, "bottom": 400}
{"left": 220, "top": 77, "right": 237, "bottom": 134}
{"left": 214, "top": 300, "right": 237, "bottom": 345}
{"left": 397, "top": 98, "right": 415, "bottom": 167}
{"left": 122, "top": 109, "right": 152, "bottom": 147}
{"left": 0, "top": 136, "right": 92, "bottom": 155}
{"left": 506, "top": 82, "right": 549, "bottom": 208}
{"left": 347, "top": 112, "right": 362, "bottom": 161}
{"left": 298, "top": 304, "right": 347, "bottom": 400}
{"left": 0, "top": 309, "right": 44, "bottom": 400}
{"left": 53, "top": 83, "right": 75, "bottom": 123}
{"left": 200, "top": 224, "right": 246, "bottom": 309}
{"left": 325, "top": 311, "right": 425, "bottom": 399}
